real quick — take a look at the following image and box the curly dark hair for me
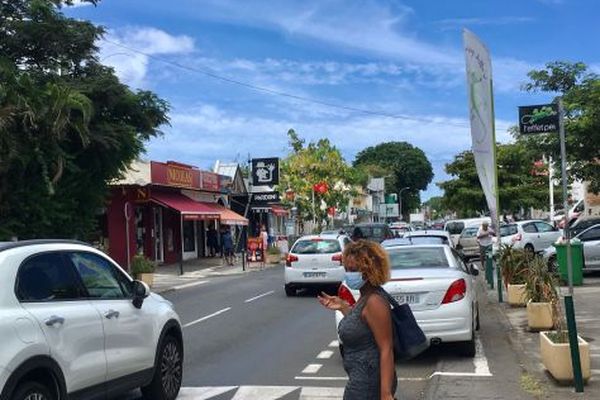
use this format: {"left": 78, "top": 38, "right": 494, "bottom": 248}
{"left": 343, "top": 240, "right": 390, "bottom": 286}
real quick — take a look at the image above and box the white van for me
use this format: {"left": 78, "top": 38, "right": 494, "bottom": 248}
{"left": 444, "top": 217, "right": 491, "bottom": 246}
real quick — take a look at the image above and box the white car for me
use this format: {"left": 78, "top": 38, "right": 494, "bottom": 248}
{"left": 500, "top": 220, "right": 562, "bottom": 253}
{"left": 404, "top": 230, "right": 454, "bottom": 248}
{"left": 543, "top": 224, "right": 600, "bottom": 272}
{"left": 284, "top": 234, "right": 351, "bottom": 296}
{"left": 0, "top": 240, "right": 183, "bottom": 400}
{"left": 336, "top": 244, "right": 480, "bottom": 357}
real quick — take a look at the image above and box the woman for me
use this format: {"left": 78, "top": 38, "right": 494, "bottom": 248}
{"left": 318, "top": 240, "right": 396, "bottom": 400}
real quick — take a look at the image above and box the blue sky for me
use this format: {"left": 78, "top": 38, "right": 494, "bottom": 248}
{"left": 67, "top": 0, "right": 600, "bottom": 200}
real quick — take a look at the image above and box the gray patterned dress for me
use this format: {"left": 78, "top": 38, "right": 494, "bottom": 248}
{"left": 338, "top": 290, "right": 397, "bottom": 400}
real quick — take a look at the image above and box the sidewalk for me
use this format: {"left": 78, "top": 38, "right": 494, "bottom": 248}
{"left": 493, "top": 275, "right": 600, "bottom": 399}
{"left": 151, "top": 255, "right": 280, "bottom": 294}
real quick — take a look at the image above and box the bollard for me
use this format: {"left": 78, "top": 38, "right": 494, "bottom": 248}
{"left": 485, "top": 246, "right": 494, "bottom": 289}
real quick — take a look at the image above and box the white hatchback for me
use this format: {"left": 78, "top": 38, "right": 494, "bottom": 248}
{"left": 284, "top": 234, "right": 351, "bottom": 296}
{"left": 336, "top": 244, "right": 480, "bottom": 357}
{"left": 500, "top": 220, "right": 562, "bottom": 253}
{"left": 0, "top": 240, "right": 183, "bottom": 400}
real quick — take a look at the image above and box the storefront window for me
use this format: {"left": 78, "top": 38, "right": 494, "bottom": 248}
{"left": 183, "top": 220, "right": 196, "bottom": 252}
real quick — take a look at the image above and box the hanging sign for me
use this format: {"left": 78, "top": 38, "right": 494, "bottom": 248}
{"left": 252, "top": 158, "right": 279, "bottom": 186}
{"left": 252, "top": 192, "right": 280, "bottom": 205}
{"left": 518, "top": 104, "right": 559, "bottom": 135}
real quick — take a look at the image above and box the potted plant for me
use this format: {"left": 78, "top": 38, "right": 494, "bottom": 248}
{"left": 266, "top": 246, "right": 282, "bottom": 264}
{"left": 525, "top": 257, "right": 558, "bottom": 331}
{"left": 539, "top": 303, "right": 591, "bottom": 383}
{"left": 498, "top": 245, "right": 530, "bottom": 306}
{"left": 131, "top": 254, "right": 156, "bottom": 286}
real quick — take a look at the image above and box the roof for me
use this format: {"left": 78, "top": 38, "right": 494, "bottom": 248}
{"left": 214, "top": 161, "right": 239, "bottom": 179}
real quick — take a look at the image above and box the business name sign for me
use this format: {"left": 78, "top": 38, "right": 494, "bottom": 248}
{"left": 518, "top": 104, "right": 559, "bottom": 135}
{"left": 252, "top": 192, "right": 280, "bottom": 205}
{"left": 252, "top": 158, "right": 279, "bottom": 186}
{"left": 150, "top": 161, "right": 220, "bottom": 192}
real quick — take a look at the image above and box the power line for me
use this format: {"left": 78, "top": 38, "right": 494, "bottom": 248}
{"left": 103, "top": 38, "right": 470, "bottom": 128}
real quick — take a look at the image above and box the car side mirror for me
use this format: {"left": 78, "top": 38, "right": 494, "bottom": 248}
{"left": 132, "top": 280, "right": 150, "bottom": 309}
{"left": 456, "top": 243, "right": 463, "bottom": 250}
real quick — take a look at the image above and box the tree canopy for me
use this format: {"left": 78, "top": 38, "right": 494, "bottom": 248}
{"left": 353, "top": 141, "right": 433, "bottom": 217}
{"left": 0, "top": 0, "right": 169, "bottom": 239}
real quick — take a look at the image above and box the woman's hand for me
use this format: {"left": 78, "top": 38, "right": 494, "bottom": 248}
{"left": 317, "top": 292, "right": 350, "bottom": 314}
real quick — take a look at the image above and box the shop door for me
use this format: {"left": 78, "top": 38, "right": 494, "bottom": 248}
{"left": 182, "top": 220, "right": 198, "bottom": 260}
{"left": 153, "top": 207, "right": 164, "bottom": 263}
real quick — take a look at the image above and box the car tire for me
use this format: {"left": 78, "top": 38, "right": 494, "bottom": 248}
{"left": 12, "top": 381, "right": 54, "bottom": 400}
{"left": 141, "top": 335, "right": 183, "bottom": 400}
{"left": 284, "top": 285, "right": 296, "bottom": 297}
{"left": 524, "top": 244, "right": 535, "bottom": 254}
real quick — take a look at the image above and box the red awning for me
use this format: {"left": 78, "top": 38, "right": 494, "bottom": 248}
{"left": 213, "top": 204, "right": 249, "bottom": 226}
{"left": 270, "top": 205, "right": 288, "bottom": 217}
{"left": 151, "top": 191, "right": 248, "bottom": 225}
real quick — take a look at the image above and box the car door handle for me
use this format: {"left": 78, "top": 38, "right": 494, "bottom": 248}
{"left": 104, "top": 309, "right": 120, "bottom": 319}
{"left": 45, "top": 315, "right": 65, "bottom": 326}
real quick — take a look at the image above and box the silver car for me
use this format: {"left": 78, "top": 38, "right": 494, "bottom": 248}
{"left": 543, "top": 224, "right": 600, "bottom": 272}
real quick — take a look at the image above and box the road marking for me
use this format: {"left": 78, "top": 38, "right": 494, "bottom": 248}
{"left": 173, "top": 280, "right": 209, "bottom": 291}
{"left": 302, "top": 364, "right": 323, "bottom": 374}
{"left": 474, "top": 337, "right": 492, "bottom": 376}
{"left": 328, "top": 340, "right": 339, "bottom": 347}
{"left": 244, "top": 290, "right": 275, "bottom": 303}
{"left": 183, "top": 307, "right": 231, "bottom": 328}
{"left": 294, "top": 376, "right": 426, "bottom": 382}
{"left": 230, "top": 385, "right": 298, "bottom": 400}
{"left": 177, "top": 386, "right": 237, "bottom": 399}
{"left": 430, "top": 371, "right": 493, "bottom": 378}
{"left": 299, "top": 386, "right": 344, "bottom": 398}
{"left": 316, "top": 350, "right": 334, "bottom": 359}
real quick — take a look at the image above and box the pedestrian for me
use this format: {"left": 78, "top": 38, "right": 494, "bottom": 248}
{"left": 260, "top": 225, "right": 269, "bottom": 252}
{"left": 318, "top": 240, "right": 397, "bottom": 400}
{"left": 221, "top": 226, "right": 234, "bottom": 266}
{"left": 477, "top": 221, "right": 495, "bottom": 265}
{"left": 207, "top": 225, "right": 219, "bottom": 257}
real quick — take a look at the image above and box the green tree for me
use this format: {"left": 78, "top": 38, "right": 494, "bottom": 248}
{"left": 280, "top": 129, "right": 358, "bottom": 231}
{"left": 422, "top": 196, "right": 445, "bottom": 220}
{"left": 353, "top": 142, "right": 433, "bottom": 218}
{"left": 0, "top": 0, "right": 169, "bottom": 239}
{"left": 438, "top": 142, "right": 561, "bottom": 217}
{"left": 522, "top": 61, "right": 600, "bottom": 192}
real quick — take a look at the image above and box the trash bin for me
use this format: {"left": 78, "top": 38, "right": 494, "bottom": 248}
{"left": 553, "top": 241, "right": 584, "bottom": 286}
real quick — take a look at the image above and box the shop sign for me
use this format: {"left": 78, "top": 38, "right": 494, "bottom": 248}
{"left": 167, "top": 165, "right": 193, "bottom": 187}
{"left": 201, "top": 171, "right": 220, "bottom": 192}
{"left": 252, "top": 191, "right": 280, "bottom": 205}
{"left": 252, "top": 158, "right": 279, "bottom": 186}
{"left": 518, "top": 104, "right": 559, "bottom": 135}
{"left": 151, "top": 161, "right": 201, "bottom": 189}
{"left": 134, "top": 187, "right": 150, "bottom": 202}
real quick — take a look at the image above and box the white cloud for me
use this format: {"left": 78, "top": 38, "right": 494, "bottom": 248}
{"left": 67, "top": 0, "right": 94, "bottom": 8}
{"left": 435, "top": 16, "right": 535, "bottom": 31}
{"left": 99, "top": 27, "right": 195, "bottom": 88}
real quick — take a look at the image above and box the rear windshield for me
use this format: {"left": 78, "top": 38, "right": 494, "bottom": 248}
{"left": 292, "top": 239, "right": 341, "bottom": 254}
{"left": 461, "top": 228, "right": 478, "bottom": 238}
{"left": 388, "top": 247, "right": 449, "bottom": 269}
{"left": 445, "top": 222, "right": 465, "bottom": 235}
{"left": 500, "top": 225, "right": 518, "bottom": 237}
{"left": 407, "top": 236, "right": 447, "bottom": 245}
{"left": 355, "top": 226, "right": 387, "bottom": 239}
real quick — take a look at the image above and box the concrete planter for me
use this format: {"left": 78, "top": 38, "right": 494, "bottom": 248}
{"left": 526, "top": 302, "right": 554, "bottom": 331}
{"left": 136, "top": 273, "right": 154, "bottom": 287}
{"left": 540, "top": 331, "right": 591, "bottom": 384}
{"left": 507, "top": 284, "right": 527, "bottom": 306}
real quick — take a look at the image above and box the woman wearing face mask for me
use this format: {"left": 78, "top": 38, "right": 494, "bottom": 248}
{"left": 318, "top": 240, "right": 396, "bottom": 400}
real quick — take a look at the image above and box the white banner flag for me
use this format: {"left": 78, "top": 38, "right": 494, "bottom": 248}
{"left": 463, "top": 29, "right": 499, "bottom": 229}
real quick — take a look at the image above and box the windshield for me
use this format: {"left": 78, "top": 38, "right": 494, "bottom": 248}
{"left": 388, "top": 247, "right": 450, "bottom": 269}
{"left": 461, "top": 227, "right": 478, "bottom": 238}
{"left": 407, "top": 236, "right": 447, "bottom": 245}
{"left": 500, "top": 225, "right": 518, "bottom": 237}
{"left": 445, "top": 222, "right": 465, "bottom": 235}
{"left": 354, "top": 226, "right": 386, "bottom": 239}
{"left": 292, "top": 239, "right": 341, "bottom": 254}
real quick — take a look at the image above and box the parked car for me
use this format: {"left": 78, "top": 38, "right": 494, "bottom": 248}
{"left": 351, "top": 223, "right": 394, "bottom": 243}
{"left": 444, "top": 218, "right": 491, "bottom": 246}
{"left": 284, "top": 234, "right": 351, "bottom": 296}
{"left": 404, "top": 230, "right": 454, "bottom": 248}
{"left": 382, "top": 236, "right": 449, "bottom": 247}
{"left": 390, "top": 225, "right": 413, "bottom": 238}
{"left": 543, "top": 224, "right": 600, "bottom": 272}
{"left": 568, "top": 216, "right": 600, "bottom": 238}
{"left": 336, "top": 244, "right": 480, "bottom": 357}
{"left": 456, "top": 226, "right": 480, "bottom": 260}
{"left": 500, "top": 220, "right": 562, "bottom": 253}
{"left": 0, "top": 240, "right": 183, "bottom": 400}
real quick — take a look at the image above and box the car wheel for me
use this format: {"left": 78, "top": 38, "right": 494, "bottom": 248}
{"left": 12, "top": 381, "right": 54, "bottom": 400}
{"left": 524, "top": 244, "right": 535, "bottom": 254}
{"left": 284, "top": 284, "right": 296, "bottom": 297}
{"left": 141, "top": 335, "right": 183, "bottom": 400}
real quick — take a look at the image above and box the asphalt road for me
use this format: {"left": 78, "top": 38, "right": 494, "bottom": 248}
{"left": 124, "top": 265, "right": 499, "bottom": 400}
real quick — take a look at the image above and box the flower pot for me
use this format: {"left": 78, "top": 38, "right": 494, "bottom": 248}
{"left": 526, "top": 302, "right": 554, "bottom": 331}
{"left": 507, "top": 284, "right": 527, "bottom": 306}
{"left": 540, "top": 331, "right": 590, "bottom": 384}
{"left": 137, "top": 273, "right": 154, "bottom": 287}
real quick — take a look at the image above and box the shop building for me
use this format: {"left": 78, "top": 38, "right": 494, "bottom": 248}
{"left": 105, "top": 160, "right": 247, "bottom": 270}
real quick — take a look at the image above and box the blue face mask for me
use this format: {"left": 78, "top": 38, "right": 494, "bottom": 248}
{"left": 345, "top": 271, "right": 366, "bottom": 290}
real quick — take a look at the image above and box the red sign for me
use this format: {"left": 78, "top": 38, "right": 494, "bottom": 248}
{"left": 150, "top": 161, "right": 220, "bottom": 192}
{"left": 201, "top": 171, "right": 220, "bottom": 192}
{"left": 247, "top": 237, "right": 264, "bottom": 262}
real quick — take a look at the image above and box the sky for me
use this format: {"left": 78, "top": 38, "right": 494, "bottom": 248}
{"left": 66, "top": 0, "right": 600, "bottom": 200}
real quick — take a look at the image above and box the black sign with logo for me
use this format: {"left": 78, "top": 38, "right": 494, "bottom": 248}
{"left": 518, "top": 103, "right": 559, "bottom": 135}
{"left": 251, "top": 158, "right": 279, "bottom": 186}
{"left": 252, "top": 192, "right": 280, "bottom": 205}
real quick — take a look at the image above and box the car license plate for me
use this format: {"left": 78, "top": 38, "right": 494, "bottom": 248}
{"left": 393, "top": 294, "right": 419, "bottom": 304}
{"left": 303, "top": 272, "right": 326, "bottom": 278}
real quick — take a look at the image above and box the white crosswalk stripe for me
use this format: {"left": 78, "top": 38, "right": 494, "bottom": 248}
{"left": 176, "top": 386, "right": 342, "bottom": 400}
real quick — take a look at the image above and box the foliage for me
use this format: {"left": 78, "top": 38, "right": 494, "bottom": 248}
{"left": 0, "top": 0, "right": 169, "bottom": 240}
{"left": 524, "top": 256, "right": 559, "bottom": 303}
{"left": 353, "top": 142, "right": 433, "bottom": 217}
{"left": 497, "top": 245, "right": 531, "bottom": 286}
{"left": 131, "top": 254, "right": 156, "bottom": 275}
{"left": 279, "top": 129, "right": 360, "bottom": 231}
{"left": 438, "top": 141, "right": 562, "bottom": 217}
{"left": 422, "top": 196, "right": 446, "bottom": 220}
{"left": 522, "top": 61, "right": 600, "bottom": 193}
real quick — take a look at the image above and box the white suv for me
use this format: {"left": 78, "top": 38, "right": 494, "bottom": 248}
{"left": 0, "top": 240, "right": 183, "bottom": 400}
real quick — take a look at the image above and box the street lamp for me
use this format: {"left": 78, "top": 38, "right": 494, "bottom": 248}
{"left": 398, "top": 187, "right": 410, "bottom": 221}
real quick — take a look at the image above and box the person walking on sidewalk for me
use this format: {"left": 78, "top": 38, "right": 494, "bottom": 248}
{"left": 477, "top": 221, "right": 495, "bottom": 266}
{"left": 207, "top": 225, "right": 219, "bottom": 257}
{"left": 318, "top": 240, "right": 397, "bottom": 400}
{"left": 221, "top": 227, "right": 234, "bottom": 266}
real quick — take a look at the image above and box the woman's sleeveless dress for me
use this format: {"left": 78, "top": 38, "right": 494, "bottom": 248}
{"left": 338, "top": 290, "right": 397, "bottom": 400}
